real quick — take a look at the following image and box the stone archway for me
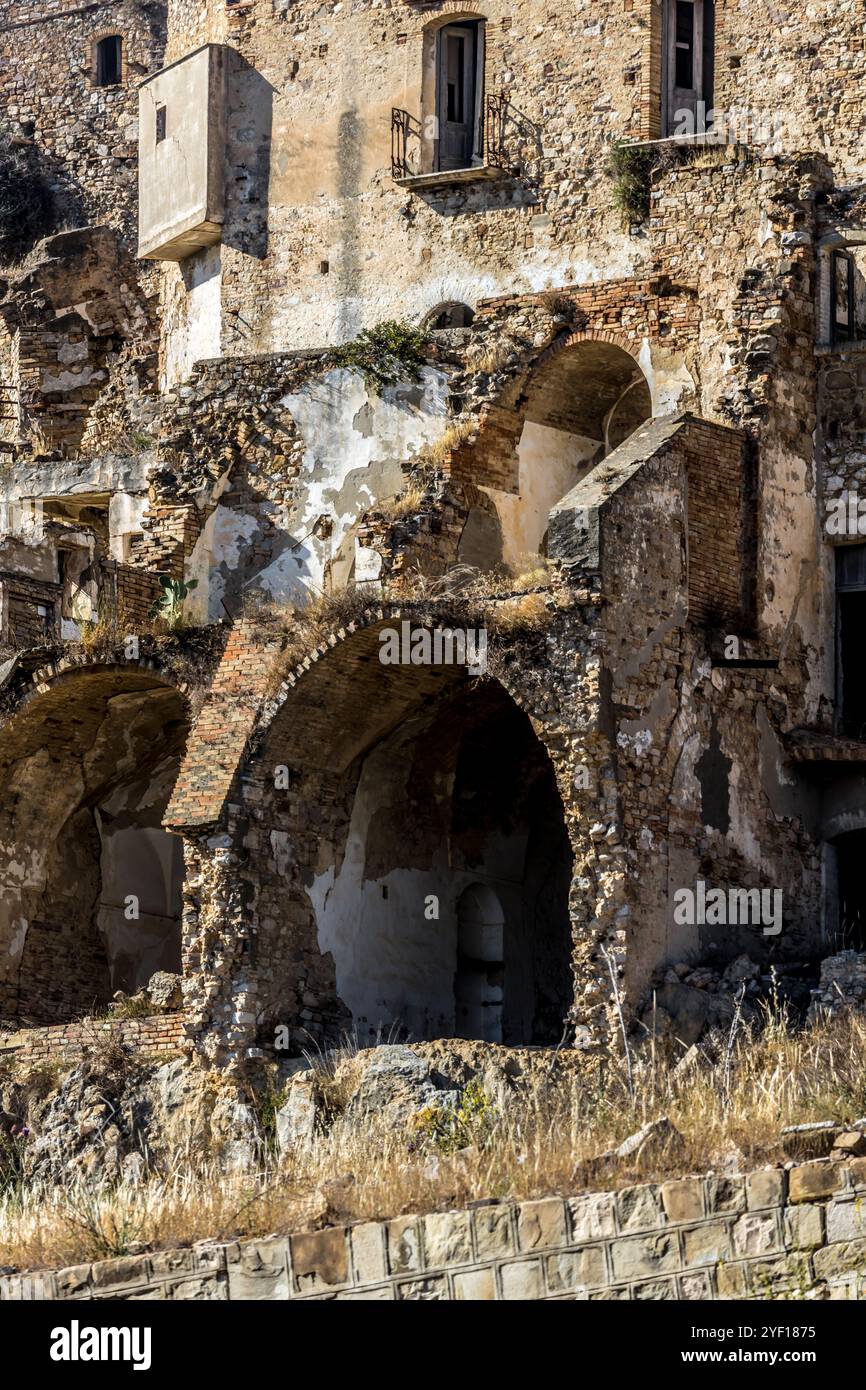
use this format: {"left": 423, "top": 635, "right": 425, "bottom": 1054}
{"left": 0, "top": 658, "right": 189, "bottom": 1023}
{"left": 175, "top": 612, "right": 579, "bottom": 1064}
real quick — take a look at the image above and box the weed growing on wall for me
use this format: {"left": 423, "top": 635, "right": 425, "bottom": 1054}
{"left": 605, "top": 141, "right": 658, "bottom": 226}
{"left": 332, "top": 319, "right": 430, "bottom": 393}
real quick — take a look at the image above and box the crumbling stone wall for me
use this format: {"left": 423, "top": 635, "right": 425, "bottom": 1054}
{"left": 0, "top": 0, "right": 166, "bottom": 247}
{"left": 152, "top": 0, "right": 866, "bottom": 372}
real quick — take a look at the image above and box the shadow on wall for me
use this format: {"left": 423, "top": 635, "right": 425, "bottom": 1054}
{"left": 336, "top": 105, "right": 364, "bottom": 343}
{"left": 223, "top": 52, "right": 274, "bottom": 261}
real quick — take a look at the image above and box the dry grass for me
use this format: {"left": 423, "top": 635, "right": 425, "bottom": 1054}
{"left": 465, "top": 339, "right": 514, "bottom": 376}
{"left": 3, "top": 1010, "right": 866, "bottom": 1273}
{"left": 417, "top": 418, "right": 476, "bottom": 466}
{"left": 371, "top": 484, "right": 428, "bottom": 522}
{"left": 264, "top": 558, "right": 560, "bottom": 691}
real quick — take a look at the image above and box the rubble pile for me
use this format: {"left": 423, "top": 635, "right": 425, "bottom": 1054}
{"left": 639, "top": 954, "right": 818, "bottom": 1045}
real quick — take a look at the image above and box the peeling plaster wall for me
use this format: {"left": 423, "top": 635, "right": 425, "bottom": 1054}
{"left": 309, "top": 719, "right": 529, "bottom": 1042}
{"left": 184, "top": 365, "right": 450, "bottom": 621}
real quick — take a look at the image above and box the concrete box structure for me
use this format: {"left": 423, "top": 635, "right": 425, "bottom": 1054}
{"left": 138, "top": 44, "right": 226, "bottom": 261}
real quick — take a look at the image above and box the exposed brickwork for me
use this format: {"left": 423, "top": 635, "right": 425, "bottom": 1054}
{"left": 1, "top": 1012, "right": 185, "bottom": 1066}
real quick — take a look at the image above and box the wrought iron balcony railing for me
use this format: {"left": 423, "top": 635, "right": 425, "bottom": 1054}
{"left": 391, "top": 91, "right": 510, "bottom": 181}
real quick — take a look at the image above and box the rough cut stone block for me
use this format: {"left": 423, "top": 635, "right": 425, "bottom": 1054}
{"left": 228, "top": 1239, "right": 290, "bottom": 1300}
{"left": 386, "top": 1217, "right": 422, "bottom": 1275}
{"left": 168, "top": 1275, "right": 226, "bottom": 1300}
{"left": 610, "top": 1232, "right": 679, "bottom": 1282}
{"left": 517, "top": 1197, "right": 567, "bottom": 1251}
{"left": 632, "top": 1277, "right": 676, "bottom": 1300}
{"left": 473, "top": 1204, "right": 514, "bottom": 1258}
{"left": 682, "top": 1220, "right": 732, "bottom": 1267}
{"left": 499, "top": 1258, "right": 543, "bottom": 1300}
{"left": 453, "top": 1267, "right": 497, "bottom": 1300}
{"left": 150, "top": 1248, "right": 195, "bottom": 1277}
{"left": 350, "top": 1222, "right": 387, "bottom": 1285}
{"left": 90, "top": 1256, "right": 151, "bottom": 1291}
{"left": 745, "top": 1168, "right": 786, "bottom": 1211}
{"left": 53, "top": 1265, "right": 92, "bottom": 1298}
{"left": 788, "top": 1161, "right": 846, "bottom": 1204}
{"left": 290, "top": 1229, "right": 349, "bottom": 1293}
{"left": 661, "top": 1178, "right": 704, "bottom": 1224}
{"left": 826, "top": 1198, "right": 866, "bottom": 1244}
{"left": 616, "top": 1184, "right": 664, "bottom": 1233}
{"left": 784, "top": 1203, "right": 824, "bottom": 1250}
{"left": 846, "top": 1157, "right": 866, "bottom": 1190}
{"left": 568, "top": 1191, "right": 617, "bottom": 1241}
{"left": 546, "top": 1246, "right": 606, "bottom": 1293}
{"left": 732, "top": 1211, "right": 780, "bottom": 1258}
{"left": 423, "top": 1210, "right": 472, "bottom": 1267}
{"left": 397, "top": 1276, "right": 448, "bottom": 1300}
{"left": 679, "top": 1270, "right": 713, "bottom": 1299}
{"left": 704, "top": 1175, "right": 746, "bottom": 1215}
{"left": 813, "top": 1239, "right": 866, "bottom": 1281}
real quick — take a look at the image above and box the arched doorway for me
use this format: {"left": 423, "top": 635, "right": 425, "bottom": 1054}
{"left": 251, "top": 621, "right": 574, "bottom": 1048}
{"left": 491, "top": 338, "right": 653, "bottom": 568}
{"left": 0, "top": 664, "right": 188, "bottom": 1022}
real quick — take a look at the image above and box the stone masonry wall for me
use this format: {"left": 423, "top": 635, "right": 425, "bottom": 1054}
{"left": 4, "top": 1158, "right": 866, "bottom": 1300}
{"left": 0, "top": 0, "right": 166, "bottom": 248}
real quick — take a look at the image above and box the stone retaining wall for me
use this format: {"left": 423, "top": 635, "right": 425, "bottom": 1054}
{"left": 0, "top": 1014, "right": 185, "bottom": 1067}
{"left": 3, "top": 1159, "right": 866, "bottom": 1301}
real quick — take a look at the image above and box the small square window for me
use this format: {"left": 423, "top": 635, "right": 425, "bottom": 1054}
{"left": 155, "top": 105, "right": 167, "bottom": 143}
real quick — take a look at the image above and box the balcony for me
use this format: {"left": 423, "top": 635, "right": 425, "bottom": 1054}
{"left": 391, "top": 92, "right": 512, "bottom": 189}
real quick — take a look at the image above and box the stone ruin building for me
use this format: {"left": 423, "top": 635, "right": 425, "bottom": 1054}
{"left": 0, "top": 0, "right": 865, "bottom": 1072}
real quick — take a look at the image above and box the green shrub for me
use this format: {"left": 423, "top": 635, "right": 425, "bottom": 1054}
{"left": 332, "top": 319, "right": 429, "bottom": 394}
{"left": 410, "top": 1079, "right": 496, "bottom": 1154}
{"left": 150, "top": 576, "right": 198, "bottom": 630}
{"left": 0, "top": 128, "right": 55, "bottom": 264}
{"left": 606, "top": 141, "right": 657, "bottom": 226}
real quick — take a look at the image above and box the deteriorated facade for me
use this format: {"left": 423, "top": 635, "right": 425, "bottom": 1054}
{"left": 1, "top": 0, "right": 866, "bottom": 1069}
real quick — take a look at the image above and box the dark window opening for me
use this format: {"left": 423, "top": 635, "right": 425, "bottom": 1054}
{"left": 95, "top": 35, "right": 122, "bottom": 88}
{"left": 836, "top": 544, "right": 866, "bottom": 737}
{"left": 831, "top": 830, "right": 866, "bottom": 951}
{"left": 674, "top": 1, "right": 695, "bottom": 88}
{"left": 425, "top": 301, "right": 475, "bottom": 331}
{"left": 155, "top": 104, "right": 167, "bottom": 144}
{"left": 436, "top": 20, "right": 483, "bottom": 171}
{"left": 664, "top": 0, "right": 713, "bottom": 135}
{"left": 831, "top": 251, "right": 855, "bottom": 347}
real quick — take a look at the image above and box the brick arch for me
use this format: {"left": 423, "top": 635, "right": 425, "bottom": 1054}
{"left": 422, "top": 7, "right": 488, "bottom": 31}
{"left": 531, "top": 327, "right": 644, "bottom": 374}
{"left": 238, "top": 609, "right": 576, "bottom": 1053}
{"left": 9, "top": 650, "right": 189, "bottom": 715}
{"left": 447, "top": 327, "right": 652, "bottom": 493}
{"left": 255, "top": 604, "right": 560, "bottom": 773}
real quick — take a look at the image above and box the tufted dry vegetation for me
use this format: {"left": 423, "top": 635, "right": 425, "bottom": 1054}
{"left": 3, "top": 1008, "right": 866, "bottom": 1271}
